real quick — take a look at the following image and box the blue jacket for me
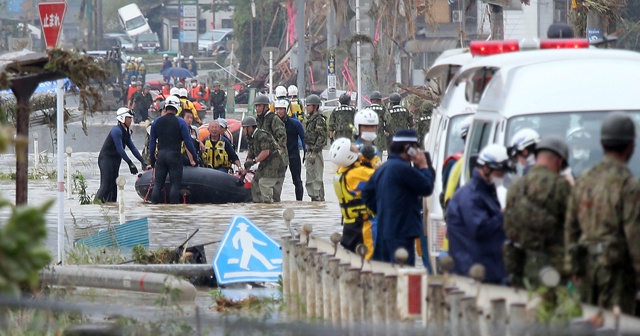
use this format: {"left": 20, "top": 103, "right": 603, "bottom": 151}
{"left": 445, "top": 169, "right": 507, "bottom": 284}
{"left": 362, "top": 154, "right": 434, "bottom": 239}
{"left": 283, "top": 116, "right": 305, "bottom": 158}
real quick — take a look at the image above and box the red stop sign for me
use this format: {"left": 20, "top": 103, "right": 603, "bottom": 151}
{"left": 38, "top": 2, "right": 67, "bottom": 49}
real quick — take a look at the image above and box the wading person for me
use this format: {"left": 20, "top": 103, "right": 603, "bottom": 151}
{"left": 303, "top": 94, "right": 327, "bottom": 201}
{"left": 242, "top": 116, "right": 285, "bottom": 203}
{"left": 95, "top": 108, "right": 147, "bottom": 203}
{"left": 274, "top": 99, "right": 305, "bottom": 201}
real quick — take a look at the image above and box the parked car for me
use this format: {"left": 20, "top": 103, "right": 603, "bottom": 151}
{"left": 105, "top": 33, "right": 134, "bottom": 51}
{"left": 199, "top": 29, "right": 234, "bottom": 55}
{"left": 135, "top": 33, "right": 161, "bottom": 53}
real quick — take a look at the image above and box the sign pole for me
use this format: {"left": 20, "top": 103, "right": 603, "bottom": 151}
{"left": 269, "top": 51, "right": 273, "bottom": 100}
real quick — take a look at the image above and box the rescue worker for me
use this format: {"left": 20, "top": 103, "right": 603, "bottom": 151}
{"left": 126, "top": 77, "right": 138, "bottom": 107}
{"left": 254, "top": 94, "right": 288, "bottom": 201}
{"left": 242, "top": 116, "right": 285, "bottom": 203}
{"left": 508, "top": 128, "right": 540, "bottom": 176}
{"left": 178, "top": 88, "right": 202, "bottom": 125}
{"left": 189, "top": 78, "right": 206, "bottom": 101}
{"left": 179, "top": 109, "right": 205, "bottom": 167}
{"left": 304, "top": 94, "right": 327, "bottom": 201}
{"left": 369, "top": 91, "right": 390, "bottom": 152}
{"left": 131, "top": 83, "right": 153, "bottom": 124}
{"left": 272, "top": 85, "right": 288, "bottom": 114}
{"left": 441, "top": 116, "right": 472, "bottom": 210}
{"left": 362, "top": 129, "right": 435, "bottom": 266}
{"left": 179, "top": 55, "right": 188, "bottom": 69}
{"left": 137, "top": 57, "right": 147, "bottom": 84}
{"left": 162, "top": 54, "right": 172, "bottom": 82}
{"left": 142, "top": 103, "right": 167, "bottom": 164}
{"left": 188, "top": 55, "right": 198, "bottom": 76}
{"left": 331, "top": 138, "right": 377, "bottom": 259}
{"left": 95, "top": 108, "right": 147, "bottom": 203}
{"left": 202, "top": 120, "right": 242, "bottom": 173}
{"left": 274, "top": 99, "right": 305, "bottom": 201}
{"left": 210, "top": 81, "right": 227, "bottom": 119}
{"left": 445, "top": 144, "right": 511, "bottom": 284}
{"left": 287, "top": 85, "right": 304, "bottom": 123}
{"left": 504, "top": 136, "right": 571, "bottom": 288}
{"left": 131, "top": 57, "right": 139, "bottom": 78}
{"left": 161, "top": 82, "right": 172, "bottom": 98}
{"left": 329, "top": 93, "right": 356, "bottom": 142}
{"left": 172, "top": 57, "right": 179, "bottom": 68}
{"left": 125, "top": 57, "right": 136, "bottom": 81}
{"left": 386, "top": 93, "right": 414, "bottom": 147}
{"left": 149, "top": 96, "right": 197, "bottom": 204}
{"left": 353, "top": 108, "right": 382, "bottom": 163}
{"left": 416, "top": 100, "right": 434, "bottom": 149}
{"left": 565, "top": 111, "right": 640, "bottom": 315}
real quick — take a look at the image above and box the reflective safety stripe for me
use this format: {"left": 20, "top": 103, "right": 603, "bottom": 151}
{"left": 389, "top": 107, "right": 407, "bottom": 114}
{"left": 203, "top": 139, "right": 230, "bottom": 169}
{"left": 333, "top": 167, "right": 368, "bottom": 224}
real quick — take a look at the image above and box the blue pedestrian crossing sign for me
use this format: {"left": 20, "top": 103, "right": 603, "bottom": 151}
{"left": 213, "top": 216, "right": 282, "bottom": 285}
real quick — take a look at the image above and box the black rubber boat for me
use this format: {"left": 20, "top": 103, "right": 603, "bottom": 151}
{"left": 135, "top": 166, "right": 253, "bottom": 204}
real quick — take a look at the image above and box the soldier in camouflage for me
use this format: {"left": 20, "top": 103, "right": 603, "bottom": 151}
{"left": 565, "top": 112, "right": 640, "bottom": 315}
{"left": 504, "top": 136, "right": 571, "bottom": 288}
{"left": 329, "top": 93, "right": 356, "bottom": 142}
{"left": 387, "top": 93, "right": 414, "bottom": 147}
{"left": 242, "top": 116, "right": 285, "bottom": 203}
{"left": 416, "top": 100, "right": 434, "bottom": 149}
{"left": 369, "top": 91, "right": 390, "bottom": 152}
{"left": 303, "top": 94, "right": 328, "bottom": 201}
{"left": 254, "top": 94, "right": 288, "bottom": 201}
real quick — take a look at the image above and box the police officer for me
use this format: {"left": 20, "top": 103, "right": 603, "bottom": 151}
{"left": 565, "top": 111, "right": 640, "bottom": 315}
{"left": 242, "top": 116, "right": 285, "bottom": 203}
{"left": 148, "top": 96, "right": 198, "bottom": 204}
{"left": 274, "top": 100, "right": 306, "bottom": 201}
{"left": 188, "top": 55, "right": 198, "bottom": 76}
{"left": 329, "top": 93, "right": 356, "bottom": 142}
{"left": 95, "top": 108, "right": 147, "bottom": 203}
{"left": 331, "top": 138, "right": 377, "bottom": 259}
{"left": 137, "top": 57, "right": 147, "bottom": 84}
{"left": 304, "top": 94, "right": 328, "bottom": 201}
{"left": 504, "top": 136, "right": 571, "bottom": 288}
{"left": 369, "top": 91, "right": 390, "bottom": 152}
{"left": 416, "top": 100, "right": 434, "bottom": 149}
{"left": 179, "top": 55, "right": 188, "bottom": 69}
{"left": 386, "top": 93, "right": 414, "bottom": 147}
{"left": 446, "top": 144, "right": 511, "bottom": 284}
{"left": 210, "top": 81, "right": 227, "bottom": 119}
{"left": 508, "top": 128, "right": 540, "bottom": 176}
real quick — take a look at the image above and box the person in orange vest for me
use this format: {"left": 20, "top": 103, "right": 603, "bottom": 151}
{"left": 202, "top": 83, "right": 211, "bottom": 103}
{"left": 127, "top": 78, "right": 138, "bottom": 107}
{"left": 189, "top": 78, "right": 206, "bottom": 102}
{"left": 161, "top": 82, "right": 172, "bottom": 98}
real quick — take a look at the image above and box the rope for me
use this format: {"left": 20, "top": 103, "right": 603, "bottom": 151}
{"left": 142, "top": 168, "right": 155, "bottom": 203}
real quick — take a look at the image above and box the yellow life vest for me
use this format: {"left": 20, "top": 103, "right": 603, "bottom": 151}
{"left": 177, "top": 98, "right": 200, "bottom": 122}
{"left": 203, "top": 138, "right": 230, "bottom": 169}
{"left": 333, "top": 165, "right": 370, "bottom": 225}
{"left": 444, "top": 158, "right": 464, "bottom": 210}
{"left": 288, "top": 98, "right": 304, "bottom": 122}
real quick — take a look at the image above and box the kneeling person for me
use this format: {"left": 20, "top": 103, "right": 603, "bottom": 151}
{"left": 242, "top": 116, "right": 285, "bottom": 203}
{"left": 203, "top": 120, "right": 242, "bottom": 173}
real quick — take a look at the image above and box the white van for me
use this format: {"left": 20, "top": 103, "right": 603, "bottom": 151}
{"left": 118, "top": 4, "right": 152, "bottom": 39}
{"left": 462, "top": 48, "right": 640, "bottom": 191}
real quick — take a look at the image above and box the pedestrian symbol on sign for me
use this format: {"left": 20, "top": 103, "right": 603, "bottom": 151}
{"left": 213, "top": 216, "right": 282, "bottom": 285}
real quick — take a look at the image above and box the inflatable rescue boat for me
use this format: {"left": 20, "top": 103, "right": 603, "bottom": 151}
{"left": 135, "top": 166, "right": 253, "bottom": 204}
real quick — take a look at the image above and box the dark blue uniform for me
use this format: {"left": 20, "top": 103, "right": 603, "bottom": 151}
{"left": 445, "top": 169, "right": 507, "bottom": 284}
{"left": 149, "top": 113, "right": 197, "bottom": 204}
{"left": 362, "top": 154, "right": 434, "bottom": 266}
{"left": 96, "top": 125, "right": 145, "bottom": 203}
{"left": 282, "top": 115, "right": 305, "bottom": 200}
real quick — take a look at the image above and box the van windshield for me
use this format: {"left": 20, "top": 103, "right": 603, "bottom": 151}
{"left": 126, "top": 16, "right": 146, "bottom": 31}
{"left": 505, "top": 111, "right": 640, "bottom": 178}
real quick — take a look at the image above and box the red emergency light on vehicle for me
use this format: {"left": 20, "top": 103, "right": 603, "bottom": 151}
{"left": 470, "top": 40, "right": 520, "bottom": 56}
{"left": 470, "top": 38, "right": 590, "bottom": 56}
{"left": 539, "top": 39, "right": 589, "bottom": 49}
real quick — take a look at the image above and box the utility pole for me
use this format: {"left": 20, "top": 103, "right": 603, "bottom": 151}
{"left": 327, "top": 2, "right": 336, "bottom": 102}
{"left": 295, "top": 0, "right": 306, "bottom": 99}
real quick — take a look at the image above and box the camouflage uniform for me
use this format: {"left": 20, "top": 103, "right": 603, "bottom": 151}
{"left": 329, "top": 104, "right": 356, "bottom": 140}
{"left": 387, "top": 104, "right": 414, "bottom": 144}
{"left": 504, "top": 165, "right": 571, "bottom": 288}
{"left": 257, "top": 111, "right": 288, "bottom": 201}
{"left": 304, "top": 112, "right": 328, "bottom": 201}
{"left": 248, "top": 129, "right": 285, "bottom": 203}
{"left": 565, "top": 156, "right": 640, "bottom": 314}
{"left": 416, "top": 101, "right": 434, "bottom": 149}
{"left": 370, "top": 103, "right": 390, "bottom": 151}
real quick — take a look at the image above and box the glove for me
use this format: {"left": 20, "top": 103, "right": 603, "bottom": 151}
{"left": 129, "top": 163, "right": 139, "bottom": 175}
{"left": 308, "top": 153, "right": 316, "bottom": 165}
{"left": 361, "top": 145, "right": 376, "bottom": 161}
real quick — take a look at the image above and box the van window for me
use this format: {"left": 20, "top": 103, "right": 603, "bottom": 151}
{"left": 126, "top": 16, "right": 147, "bottom": 31}
{"left": 505, "top": 111, "right": 640, "bottom": 178}
{"left": 444, "top": 114, "right": 472, "bottom": 158}
{"left": 465, "top": 119, "right": 494, "bottom": 178}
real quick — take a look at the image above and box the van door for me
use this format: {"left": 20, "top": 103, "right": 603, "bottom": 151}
{"left": 460, "top": 118, "right": 496, "bottom": 185}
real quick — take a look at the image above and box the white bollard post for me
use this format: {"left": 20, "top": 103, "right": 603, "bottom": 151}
{"left": 116, "top": 176, "right": 126, "bottom": 224}
{"left": 33, "top": 132, "right": 39, "bottom": 170}
{"left": 66, "top": 147, "right": 73, "bottom": 199}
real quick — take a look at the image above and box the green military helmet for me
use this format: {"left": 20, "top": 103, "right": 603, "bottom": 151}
{"left": 305, "top": 94, "right": 321, "bottom": 106}
{"left": 370, "top": 91, "right": 383, "bottom": 100}
{"left": 421, "top": 100, "right": 435, "bottom": 112}
{"left": 241, "top": 116, "right": 258, "bottom": 127}
{"left": 254, "top": 94, "right": 270, "bottom": 105}
{"left": 389, "top": 92, "right": 401, "bottom": 104}
{"left": 601, "top": 111, "right": 636, "bottom": 146}
{"left": 143, "top": 84, "right": 151, "bottom": 90}
{"left": 536, "top": 136, "right": 569, "bottom": 169}
{"left": 213, "top": 80, "right": 220, "bottom": 86}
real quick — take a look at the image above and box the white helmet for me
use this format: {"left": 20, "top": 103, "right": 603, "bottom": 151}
{"left": 274, "top": 99, "right": 289, "bottom": 109}
{"left": 354, "top": 108, "right": 379, "bottom": 131}
{"left": 165, "top": 96, "right": 181, "bottom": 111}
{"left": 460, "top": 115, "right": 473, "bottom": 139}
{"left": 275, "top": 85, "right": 287, "bottom": 98}
{"left": 189, "top": 55, "right": 194, "bottom": 60}
{"left": 330, "top": 138, "right": 359, "bottom": 167}
{"left": 180, "top": 55, "right": 185, "bottom": 59}
{"left": 287, "top": 85, "right": 298, "bottom": 96}
{"left": 173, "top": 57, "right": 178, "bottom": 62}
{"left": 125, "top": 56, "right": 131, "bottom": 61}
{"left": 137, "top": 57, "right": 142, "bottom": 62}
{"left": 509, "top": 128, "right": 540, "bottom": 157}
{"left": 163, "top": 54, "right": 168, "bottom": 58}
{"left": 477, "top": 144, "right": 512, "bottom": 171}
{"left": 116, "top": 107, "right": 134, "bottom": 123}
{"left": 170, "top": 87, "right": 180, "bottom": 96}
{"left": 179, "top": 88, "right": 188, "bottom": 98}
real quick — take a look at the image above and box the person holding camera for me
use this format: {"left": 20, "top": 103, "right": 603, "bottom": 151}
{"left": 362, "top": 129, "right": 435, "bottom": 266}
